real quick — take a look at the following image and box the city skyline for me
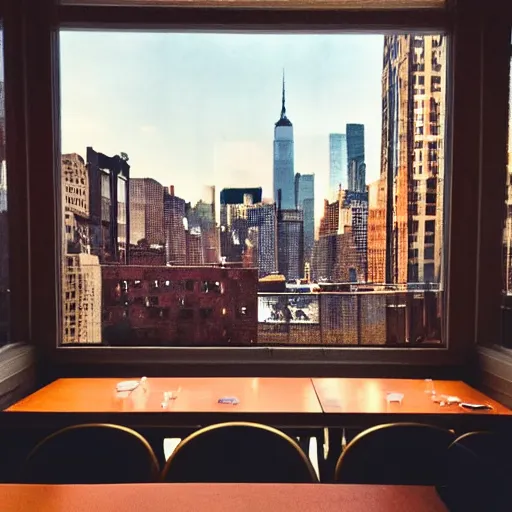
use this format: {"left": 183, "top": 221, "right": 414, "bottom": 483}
{"left": 60, "top": 31, "right": 384, "bottom": 220}
{"left": 58, "top": 32, "right": 446, "bottom": 347}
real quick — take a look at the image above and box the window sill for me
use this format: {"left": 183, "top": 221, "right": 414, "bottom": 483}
{"left": 477, "top": 345, "right": 512, "bottom": 379}
{"left": 0, "top": 343, "right": 36, "bottom": 409}
{"left": 476, "top": 345, "right": 512, "bottom": 408}
{"left": 44, "top": 345, "right": 470, "bottom": 379}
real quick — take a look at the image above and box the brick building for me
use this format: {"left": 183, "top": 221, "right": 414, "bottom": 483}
{"left": 101, "top": 265, "right": 258, "bottom": 346}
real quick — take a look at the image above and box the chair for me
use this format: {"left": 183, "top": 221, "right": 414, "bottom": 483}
{"left": 160, "top": 421, "right": 318, "bottom": 483}
{"left": 21, "top": 423, "right": 160, "bottom": 484}
{"left": 334, "top": 422, "right": 455, "bottom": 485}
{"left": 437, "top": 431, "right": 512, "bottom": 512}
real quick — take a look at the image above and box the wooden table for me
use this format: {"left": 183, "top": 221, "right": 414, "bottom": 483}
{"left": 312, "top": 378, "right": 512, "bottom": 479}
{"left": 312, "top": 378, "right": 512, "bottom": 429}
{"left": 4, "top": 377, "right": 322, "bottom": 427}
{"left": 1, "top": 377, "right": 324, "bottom": 473}
{"left": 0, "top": 483, "right": 448, "bottom": 512}
{"left": 3, "top": 377, "right": 511, "bottom": 483}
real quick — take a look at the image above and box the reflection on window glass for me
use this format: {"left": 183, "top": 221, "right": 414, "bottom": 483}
{"left": 0, "top": 27, "right": 9, "bottom": 346}
{"left": 59, "top": 31, "right": 447, "bottom": 347}
{"left": 503, "top": 38, "right": 512, "bottom": 348}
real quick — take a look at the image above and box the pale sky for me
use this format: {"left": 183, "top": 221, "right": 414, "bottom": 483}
{"left": 60, "top": 31, "right": 385, "bottom": 219}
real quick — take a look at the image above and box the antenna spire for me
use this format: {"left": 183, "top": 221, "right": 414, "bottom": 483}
{"left": 281, "top": 69, "right": 286, "bottom": 118}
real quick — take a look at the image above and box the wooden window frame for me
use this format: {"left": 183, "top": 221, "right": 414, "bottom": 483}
{"left": 6, "top": 0, "right": 495, "bottom": 377}
{"left": 476, "top": 3, "right": 512, "bottom": 405}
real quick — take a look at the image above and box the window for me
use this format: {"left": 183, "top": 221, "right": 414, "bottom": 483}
{"left": 59, "top": 29, "right": 447, "bottom": 347}
{"left": 431, "top": 75, "right": 442, "bottom": 92}
{"left": 502, "top": 32, "right": 512, "bottom": 348}
{"left": 0, "top": 26, "right": 8, "bottom": 346}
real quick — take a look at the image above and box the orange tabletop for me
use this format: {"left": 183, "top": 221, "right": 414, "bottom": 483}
{"left": 312, "top": 378, "right": 512, "bottom": 427}
{"left": 5, "top": 377, "right": 321, "bottom": 415}
{"left": 0, "top": 483, "right": 448, "bottom": 512}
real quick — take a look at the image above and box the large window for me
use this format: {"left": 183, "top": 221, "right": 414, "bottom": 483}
{"left": 0, "top": 26, "right": 8, "bottom": 346}
{"left": 502, "top": 32, "right": 512, "bottom": 348}
{"left": 59, "top": 30, "right": 447, "bottom": 347}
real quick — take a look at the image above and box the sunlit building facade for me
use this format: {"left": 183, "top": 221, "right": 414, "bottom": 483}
{"left": 376, "top": 34, "right": 446, "bottom": 285}
{"left": 62, "top": 253, "right": 102, "bottom": 344}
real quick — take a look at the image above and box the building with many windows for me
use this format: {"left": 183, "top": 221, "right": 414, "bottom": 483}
{"left": 186, "top": 185, "right": 220, "bottom": 265}
{"left": 277, "top": 206, "right": 304, "bottom": 281}
{"left": 295, "top": 173, "right": 315, "bottom": 267}
{"left": 313, "top": 190, "right": 366, "bottom": 283}
{"left": 129, "top": 178, "right": 164, "bottom": 247}
{"left": 367, "top": 177, "right": 387, "bottom": 283}
{"left": 86, "top": 147, "right": 130, "bottom": 264}
{"left": 371, "top": 34, "right": 445, "bottom": 285}
{"left": 61, "top": 153, "right": 90, "bottom": 254}
{"left": 164, "top": 185, "right": 187, "bottom": 265}
{"left": 62, "top": 253, "right": 102, "bottom": 344}
{"left": 247, "top": 202, "right": 278, "bottom": 277}
{"left": 346, "top": 124, "right": 366, "bottom": 193}
{"left": 101, "top": 265, "right": 258, "bottom": 346}
{"left": 220, "top": 187, "right": 262, "bottom": 265}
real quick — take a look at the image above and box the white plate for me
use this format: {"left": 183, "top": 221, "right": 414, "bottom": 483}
{"left": 116, "top": 380, "right": 140, "bottom": 392}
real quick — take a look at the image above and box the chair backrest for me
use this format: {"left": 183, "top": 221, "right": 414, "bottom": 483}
{"left": 161, "top": 421, "right": 318, "bottom": 483}
{"left": 335, "top": 422, "right": 455, "bottom": 485}
{"left": 438, "top": 431, "right": 512, "bottom": 512}
{"left": 21, "top": 423, "right": 160, "bottom": 484}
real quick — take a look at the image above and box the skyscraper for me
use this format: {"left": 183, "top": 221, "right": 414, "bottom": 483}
{"left": 220, "top": 188, "right": 260, "bottom": 264}
{"left": 346, "top": 124, "right": 366, "bottom": 193}
{"left": 273, "top": 74, "right": 295, "bottom": 210}
{"left": 329, "top": 134, "right": 348, "bottom": 199}
{"left": 313, "top": 190, "right": 366, "bottom": 283}
{"left": 164, "top": 185, "right": 187, "bottom": 265}
{"left": 86, "top": 147, "right": 130, "bottom": 264}
{"left": 295, "top": 173, "right": 315, "bottom": 266}
{"left": 186, "top": 185, "right": 219, "bottom": 265}
{"left": 62, "top": 253, "right": 101, "bottom": 344}
{"left": 375, "top": 34, "right": 446, "bottom": 285}
{"left": 129, "top": 178, "right": 164, "bottom": 247}
{"left": 62, "top": 153, "right": 90, "bottom": 255}
{"left": 61, "top": 153, "right": 101, "bottom": 345}
{"left": 367, "top": 177, "right": 387, "bottom": 283}
{"left": 277, "top": 208, "right": 304, "bottom": 281}
{"left": 247, "top": 202, "right": 278, "bottom": 277}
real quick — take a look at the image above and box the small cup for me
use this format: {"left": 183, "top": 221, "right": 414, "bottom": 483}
{"left": 424, "top": 379, "right": 436, "bottom": 396}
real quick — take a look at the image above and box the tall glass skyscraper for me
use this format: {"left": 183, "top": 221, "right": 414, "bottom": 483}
{"left": 295, "top": 173, "right": 315, "bottom": 265}
{"left": 273, "top": 75, "right": 295, "bottom": 210}
{"left": 346, "top": 124, "right": 366, "bottom": 193}
{"left": 329, "top": 133, "right": 347, "bottom": 199}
